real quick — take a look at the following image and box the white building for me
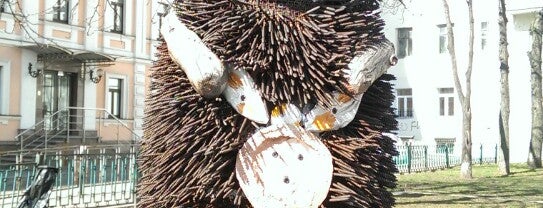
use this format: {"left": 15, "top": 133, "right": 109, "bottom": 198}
{"left": 381, "top": 0, "right": 543, "bottom": 163}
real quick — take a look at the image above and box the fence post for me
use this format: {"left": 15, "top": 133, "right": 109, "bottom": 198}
{"left": 479, "top": 144, "right": 483, "bottom": 165}
{"left": 407, "top": 145, "right": 412, "bottom": 173}
{"left": 445, "top": 146, "right": 450, "bottom": 168}
{"left": 424, "top": 146, "right": 428, "bottom": 171}
{"left": 67, "top": 109, "right": 70, "bottom": 143}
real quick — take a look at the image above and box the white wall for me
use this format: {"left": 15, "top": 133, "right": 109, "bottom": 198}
{"left": 507, "top": 12, "right": 538, "bottom": 163}
{"left": 382, "top": 1, "right": 542, "bottom": 162}
{"left": 20, "top": 49, "right": 37, "bottom": 128}
{"left": 84, "top": 76, "right": 97, "bottom": 130}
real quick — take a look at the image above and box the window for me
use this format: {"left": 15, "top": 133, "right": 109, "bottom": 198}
{"left": 481, "top": 22, "right": 488, "bottom": 50}
{"left": 0, "top": 67, "right": 2, "bottom": 114}
{"left": 157, "top": 2, "right": 169, "bottom": 32}
{"left": 53, "top": 0, "right": 69, "bottom": 23}
{"left": 438, "top": 24, "right": 452, "bottom": 54}
{"left": 1, "top": 0, "right": 10, "bottom": 13}
{"left": 438, "top": 88, "right": 454, "bottom": 116}
{"left": 107, "top": 78, "right": 123, "bottom": 118}
{"left": 397, "top": 28, "right": 412, "bottom": 59}
{"left": 396, "top": 88, "right": 413, "bottom": 118}
{"left": 435, "top": 138, "right": 455, "bottom": 153}
{"left": 110, "top": 0, "right": 124, "bottom": 33}
{"left": 0, "top": 65, "right": 8, "bottom": 115}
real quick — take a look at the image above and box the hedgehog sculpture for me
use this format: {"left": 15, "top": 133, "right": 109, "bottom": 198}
{"left": 138, "top": 0, "right": 399, "bottom": 207}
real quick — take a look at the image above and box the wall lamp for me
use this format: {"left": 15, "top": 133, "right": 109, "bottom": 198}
{"left": 89, "top": 68, "right": 103, "bottom": 84}
{"left": 28, "top": 63, "right": 41, "bottom": 78}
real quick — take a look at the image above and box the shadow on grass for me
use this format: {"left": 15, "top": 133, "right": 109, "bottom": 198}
{"left": 395, "top": 165, "right": 543, "bottom": 206}
{"left": 509, "top": 168, "right": 537, "bottom": 176}
{"left": 395, "top": 195, "right": 473, "bottom": 205}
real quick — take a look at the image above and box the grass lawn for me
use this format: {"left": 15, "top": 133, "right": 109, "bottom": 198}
{"left": 394, "top": 164, "right": 543, "bottom": 208}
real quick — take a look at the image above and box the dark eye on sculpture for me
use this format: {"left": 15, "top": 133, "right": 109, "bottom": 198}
{"left": 332, "top": 108, "right": 337, "bottom": 114}
{"left": 241, "top": 95, "right": 246, "bottom": 101}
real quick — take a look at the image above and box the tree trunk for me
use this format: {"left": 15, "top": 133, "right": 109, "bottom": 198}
{"left": 497, "top": 0, "right": 510, "bottom": 175}
{"left": 461, "top": 106, "right": 473, "bottom": 178}
{"left": 442, "top": 0, "right": 474, "bottom": 179}
{"left": 528, "top": 10, "right": 543, "bottom": 169}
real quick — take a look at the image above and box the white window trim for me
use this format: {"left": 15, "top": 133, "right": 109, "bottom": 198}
{"left": 438, "top": 88, "right": 454, "bottom": 117}
{"left": 396, "top": 27, "right": 412, "bottom": 59}
{"left": 104, "top": 73, "right": 128, "bottom": 119}
{"left": 396, "top": 88, "right": 413, "bottom": 118}
{"left": 1, "top": 0, "right": 14, "bottom": 14}
{"left": 104, "top": 0, "right": 132, "bottom": 35}
{"left": 0, "top": 60, "right": 11, "bottom": 115}
{"left": 480, "top": 21, "right": 488, "bottom": 50}
{"left": 44, "top": 0, "right": 79, "bottom": 24}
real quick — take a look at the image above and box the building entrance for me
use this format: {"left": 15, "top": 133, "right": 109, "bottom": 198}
{"left": 38, "top": 71, "right": 77, "bottom": 130}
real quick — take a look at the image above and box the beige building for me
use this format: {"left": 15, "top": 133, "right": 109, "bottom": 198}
{"left": 0, "top": 0, "right": 167, "bottom": 145}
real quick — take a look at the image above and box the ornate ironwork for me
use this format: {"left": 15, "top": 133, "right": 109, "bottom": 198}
{"left": 89, "top": 69, "right": 102, "bottom": 83}
{"left": 28, "top": 63, "right": 41, "bottom": 78}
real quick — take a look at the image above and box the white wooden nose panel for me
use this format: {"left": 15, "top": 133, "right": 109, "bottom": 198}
{"left": 236, "top": 124, "right": 333, "bottom": 208}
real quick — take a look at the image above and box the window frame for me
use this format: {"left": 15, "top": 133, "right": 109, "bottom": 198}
{"left": 1, "top": 0, "right": 12, "bottom": 13}
{"left": 105, "top": 74, "right": 128, "bottom": 119}
{"left": 0, "top": 66, "right": 2, "bottom": 114}
{"left": 110, "top": 0, "right": 124, "bottom": 34}
{"left": 397, "top": 27, "right": 413, "bottom": 59}
{"left": 0, "top": 61, "right": 10, "bottom": 115}
{"left": 438, "top": 24, "right": 448, "bottom": 54}
{"left": 0, "top": 0, "right": 5, "bottom": 13}
{"left": 52, "top": 0, "right": 69, "bottom": 24}
{"left": 437, "top": 24, "right": 455, "bottom": 54}
{"left": 396, "top": 88, "right": 413, "bottom": 118}
{"left": 438, "top": 87, "right": 454, "bottom": 116}
{"left": 481, "top": 21, "right": 488, "bottom": 50}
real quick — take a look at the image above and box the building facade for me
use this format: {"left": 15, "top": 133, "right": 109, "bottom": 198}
{"left": 382, "top": 0, "right": 543, "bottom": 162}
{"left": 0, "top": 0, "right": 167, "bottom": 144}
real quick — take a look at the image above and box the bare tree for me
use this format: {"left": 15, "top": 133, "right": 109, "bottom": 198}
{"left": 442, "top": 0, "right": 474, "bottom": 179}
{"left": 528, "top": 9, "right": 543, "bottom": 169}
{"left": 497, "top": 0, "right": 510, "bottom": 175}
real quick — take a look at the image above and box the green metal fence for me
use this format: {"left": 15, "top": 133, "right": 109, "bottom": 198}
{"left": 394, "top": 144, "right": 497, "bottom": 173}
{"left": 0, "top": 144, "right": 138, "bottom": 208}
{"left": 0, "top": 142, "right": 499, "bottom": 207}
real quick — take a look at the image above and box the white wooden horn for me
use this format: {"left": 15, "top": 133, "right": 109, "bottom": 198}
{"left": 160, "top": 9, "right": 227, "bottom": 98}
{"left": 345, "top": 39, "right": 395, "bottom": 95}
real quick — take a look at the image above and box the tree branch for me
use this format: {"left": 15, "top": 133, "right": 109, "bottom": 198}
{"left": 442, "top": 0, "right": 465, "bottom": 106}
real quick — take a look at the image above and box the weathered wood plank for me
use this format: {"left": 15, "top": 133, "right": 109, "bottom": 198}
{"left": 160, "top": 10, "right": 226, "bottom": 98}
{"left": 236, "top": 124, "right": 333, "bottom": 208}
{"left": 346, "top": 39, "right": 397, "bottom": 95}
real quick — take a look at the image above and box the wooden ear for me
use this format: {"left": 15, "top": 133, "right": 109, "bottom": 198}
{"left": 223, "top": 67, "right": 269, "bottom": 124}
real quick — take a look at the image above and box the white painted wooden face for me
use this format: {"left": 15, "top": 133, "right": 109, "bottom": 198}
{"left": 304, "top": 92, "right": 363, "bottom": 132}
{"left": 223, "top": 67, "right": 269, "bottom": 124}
{"left": 236, "top": 124, "right": 333, "bottom": 208}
